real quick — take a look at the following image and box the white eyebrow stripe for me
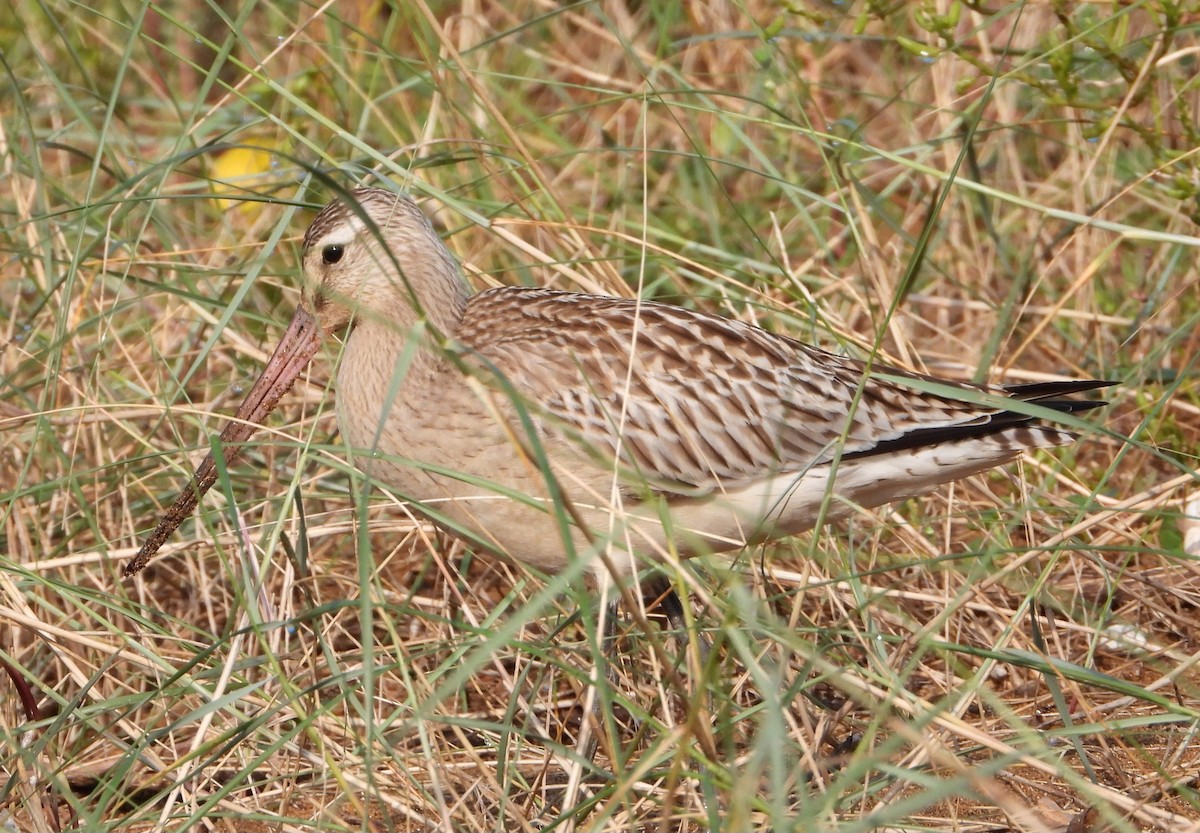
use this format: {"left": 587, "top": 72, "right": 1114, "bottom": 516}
{"left": 313, "top": 222, "right": 361, "bottom": 249}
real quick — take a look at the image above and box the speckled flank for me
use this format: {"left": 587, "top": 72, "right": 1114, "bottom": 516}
{"left": 296, "top": 187, "right": 1110, "bottom": 575}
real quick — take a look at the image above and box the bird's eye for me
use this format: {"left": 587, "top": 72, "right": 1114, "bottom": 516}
{"left": 322, "top": 244, "right": 345, "bottom": 265}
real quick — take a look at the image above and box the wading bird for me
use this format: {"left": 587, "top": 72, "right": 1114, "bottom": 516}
{"left": 126, "top": 187, "right": 1109, "bottom": 601}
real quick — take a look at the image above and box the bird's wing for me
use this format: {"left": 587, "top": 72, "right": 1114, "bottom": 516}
{"left": 457, "top": 288, "right": 1067, "bottom": 494}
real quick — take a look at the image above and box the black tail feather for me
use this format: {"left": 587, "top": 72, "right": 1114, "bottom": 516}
{"left": 1002, "top": 379, "right": 1117, "bottom": 400}
{"left": 844, "top": 379, "right": 1115, "bottom": 460}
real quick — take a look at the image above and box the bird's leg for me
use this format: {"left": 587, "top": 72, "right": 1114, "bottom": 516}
{"left": 642, "top": 575, "right": 712, "bottom": 676}
{"left": 570, "top": 572, "right": 717, "bottom": 766}
{"left": 561, "top": 574, "right": 622, "bottom": 819}
{"left": 579, "top": 587, "right": 622, "bottom": 765}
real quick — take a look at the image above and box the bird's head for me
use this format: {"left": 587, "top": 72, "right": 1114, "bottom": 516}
{"left": 123, "top": 186, "right": 466, "bottom": 576}
{"left": 298, "top": 187, "right": 465, "bottom": 336}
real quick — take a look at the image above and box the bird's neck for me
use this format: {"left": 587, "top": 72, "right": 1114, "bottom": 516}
{"left": 347, "top": 258, "right": 471, "bottom": 381}
{"left": 339, "top": 309, "right": 461, "bottom": 435}
{"left": 336, "top": 243, "right": 474, "bottom": 425}
{"left": 410, "top": 264, "right": 469, "bottom": 338}
{"left": 372, "top": 247, "right": 470, "bottom": 341}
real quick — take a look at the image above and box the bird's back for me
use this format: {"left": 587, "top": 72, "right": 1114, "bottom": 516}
{"left": 459, "top": 288, "right": 1079, "bottom": 487}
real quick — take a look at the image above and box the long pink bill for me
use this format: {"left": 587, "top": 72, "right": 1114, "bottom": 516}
{"left": 124, "top": 306, "right": 322, "bottom": 577}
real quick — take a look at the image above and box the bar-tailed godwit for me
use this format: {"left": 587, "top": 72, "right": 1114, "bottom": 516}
{"left": 125, "top": 187, "right": 1110, "bottom": 578}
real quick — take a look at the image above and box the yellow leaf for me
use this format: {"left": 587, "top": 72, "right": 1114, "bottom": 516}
{"left": 211, "top": 145, "right": 275, "bottom": 214}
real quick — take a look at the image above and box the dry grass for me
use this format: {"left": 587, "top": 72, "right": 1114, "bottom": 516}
{"left": 2, "top": 0, "right": 1200, "bottom": 830}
